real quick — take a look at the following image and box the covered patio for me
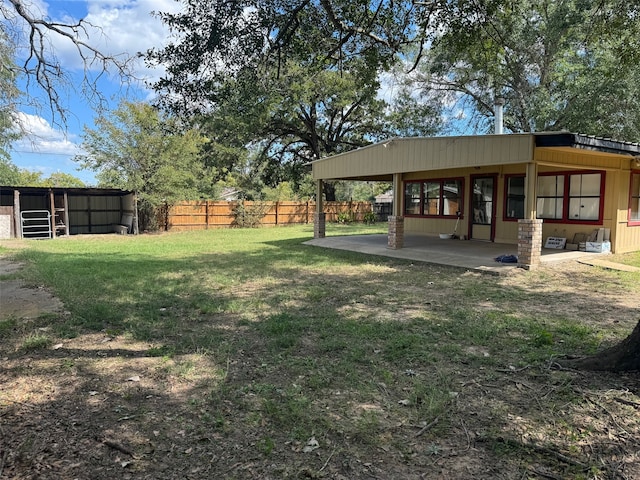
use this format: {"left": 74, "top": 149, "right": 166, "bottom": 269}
{"left": 305, "top": 234, "right": 602, "bottom": 273}
{"left": 310, "top": 133, "right": 640, "bottom": 269}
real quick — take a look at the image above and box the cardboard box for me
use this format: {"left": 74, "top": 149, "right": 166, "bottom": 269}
{"left": 585, "top": 241, "right": 611, "bottom": 253}
{"left": 565, "top": 243, "right": 578, "bottom": 251}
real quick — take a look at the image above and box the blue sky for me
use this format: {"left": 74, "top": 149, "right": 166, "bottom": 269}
{"left": 9, "top": 0, "right": 180, "bottom": 185}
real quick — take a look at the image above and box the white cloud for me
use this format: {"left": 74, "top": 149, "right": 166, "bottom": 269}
{"left": 51, "top": 0, "right": 180, "bottom": 82}
{"left": 13, "top": 113, "right": 82, "bottom": 156}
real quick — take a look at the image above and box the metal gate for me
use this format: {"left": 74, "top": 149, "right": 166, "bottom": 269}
{"left": 21, "top": 210, "right": 52, "bottom": 239}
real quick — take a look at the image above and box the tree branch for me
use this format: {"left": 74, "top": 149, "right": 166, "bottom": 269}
{"left": 5, "top": 0, "right": 134, "bottom": 126}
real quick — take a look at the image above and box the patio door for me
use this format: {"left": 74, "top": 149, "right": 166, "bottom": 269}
{"left": 470, "top": 175, "right": 496, "bottom": 241}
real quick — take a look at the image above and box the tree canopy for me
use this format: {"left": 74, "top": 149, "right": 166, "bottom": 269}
{"left": 146, "top": 0, "right": 640, "bottom": 201}
{"left": 0, "top": 159, "right": 86, "bottom": 186}
{"left": 147, "top": 0, "right": 427, "bottom": 114}
{"left": 412, "top": 0, "right": 640, "bottom": 138}
{"left": 148, "top": 1, "right": 443, "bottom": 199}
{"left": 0, "top": 31, "right": 20, "bottom": 160}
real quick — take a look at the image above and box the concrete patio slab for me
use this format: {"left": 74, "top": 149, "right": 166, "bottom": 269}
{"left": 304, "top": 234, "right": 606, "bottom": 274}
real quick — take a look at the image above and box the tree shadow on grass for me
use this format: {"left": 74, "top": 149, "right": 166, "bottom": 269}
{"left": 2, "top": 235, "right": 640, "bottom": 478}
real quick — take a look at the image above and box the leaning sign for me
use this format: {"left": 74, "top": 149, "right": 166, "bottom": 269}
{"left": 544, "top": 236, "right": 566, "bottom": 249}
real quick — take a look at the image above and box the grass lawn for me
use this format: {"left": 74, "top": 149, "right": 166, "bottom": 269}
{"left": 1, "top": 223, "right": 640, "bottom": 479}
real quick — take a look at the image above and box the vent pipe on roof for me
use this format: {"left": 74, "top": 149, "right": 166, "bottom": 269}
{"left": 494, "top": 97, "right": 505, "bottom": 134}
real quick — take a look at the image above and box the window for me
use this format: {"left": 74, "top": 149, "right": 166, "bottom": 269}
{"left": 442, "top": 180, "right": 462, "bottom": 216}
{"left": 404, "top": 178, "right": 463, "bottom": 217}
{"left": 423, "top": 181, "right": 440, "bottom": 215}
{"left": 630, "top": 171, "right": 640, "bottom": 225}
{"left": 404, "top": 183, "right": 421, "bottom": 215}
{"left": 536, "top": 172, "right": 604, "bottom": 223}
{"left": 536, "top": 175, "right": 564, "bottom": 219}
{"left": 505, "top": 175, "right": 525, "bottom": 220}
{"left": 568, "top": 173, "right": 601, "bottom": 220}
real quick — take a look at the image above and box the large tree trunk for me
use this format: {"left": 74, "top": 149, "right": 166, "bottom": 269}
{"left": 563, "top": 320, "right": 640, "bottom": 371}
{"left": 323, "top": 182, "right": 336, "bottom": 201}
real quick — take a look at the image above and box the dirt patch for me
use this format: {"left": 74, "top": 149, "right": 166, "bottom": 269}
{"left": 0, "top": 259, "right": 64, "bottom": 319}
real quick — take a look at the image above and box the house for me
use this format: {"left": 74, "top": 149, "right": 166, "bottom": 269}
{"left": 0, "top": 186, "right": 137, "bottom": 239}
{"left": 310, "top": 133, "right": 640, "bottom": 268}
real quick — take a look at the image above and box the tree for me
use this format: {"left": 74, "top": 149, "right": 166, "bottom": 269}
{"left": 0, "top": 31, "right": 21, "bottom": 160}
{"left": 262, "top": 181, "right": 297, "bottom": 201}
{"left": 0, "top": 158, "right": 20, "bottom": 184}
{"left": 75, "top": 101, "right": 214, "bottom": 230}
{"left": 413, "top": 0, "right": 640, "bottom": 138}
{"left": 0, "top": 159, "right": 86, "bottom": 186}
{"left": 43, "top": 172, "right": 86, "bottom": 188}
{"left": 564, "top": 320, "right": 640, "bottom": 372}
{"left": 147, "top": 0, "right": 429, "bottom": 115}
{"left": 148, "top": 0, "right": 443, "bottom": 200}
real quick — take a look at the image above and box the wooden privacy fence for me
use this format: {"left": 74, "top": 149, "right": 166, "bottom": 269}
{"left": 158, "top": 200, "right": 374, "bottom": 231}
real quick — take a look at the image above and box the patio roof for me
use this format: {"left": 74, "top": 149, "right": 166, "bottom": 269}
{"left": 311, "top": 132, "right": 640, "bottom": 182}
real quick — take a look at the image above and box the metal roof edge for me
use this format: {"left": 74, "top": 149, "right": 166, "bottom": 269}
{"left": 0, "top": 186, "right": 133, "bottom": 195}
{"left": 534, "top": 132, "right": 640, "bottom": 156}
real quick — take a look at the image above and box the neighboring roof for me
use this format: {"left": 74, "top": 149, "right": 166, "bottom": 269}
{"left": 220, "top": 187, "right": 241, "bottom": 201}
{"left": 374, "top": 190, "right": 393, "bottom": 203}
{"left": 0, "top": 186, "right": 132, "bottom": 196}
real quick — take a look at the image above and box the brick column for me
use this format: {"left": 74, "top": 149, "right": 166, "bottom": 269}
{"left": 388, "top": 215, "right": 404, "bottom": 249}
{"left": 314, "top": 212, "right": 326, "bottom": 238}
{"left": 518, "top": 219, "right": 543, "bottom": 270}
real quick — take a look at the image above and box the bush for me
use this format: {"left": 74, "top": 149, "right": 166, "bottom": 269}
{"left": 336, "top": 211, "right": 354, "bottom": 224}
{"left": 363, "top": 211, "right": 377, "bottom": 225}
{"left": 232, "top": 201, "right": 269, "bottom": 228}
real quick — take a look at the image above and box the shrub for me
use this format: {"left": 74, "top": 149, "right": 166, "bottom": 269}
{"left": 336, "top": 211, "right": 354, "bottom": 224}
{"left": 363, "top": 211, "right": 377, "bottom": 224}
{"left": 232, "top": 201, "right": 270, "bottom": 228}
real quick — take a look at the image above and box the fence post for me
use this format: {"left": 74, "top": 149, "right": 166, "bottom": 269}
{"left": 275, "top": 201, "right": 279, "bottom": 225}
{"left": 164, "top": 201, "right": 169, "bottom": 231}
{"left": 205, "top": 200, "right": 209, "bottom": 230}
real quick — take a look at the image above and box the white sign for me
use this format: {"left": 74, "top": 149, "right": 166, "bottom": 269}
{"left": 544, "top": 237, "right": 566, "bottom": 249}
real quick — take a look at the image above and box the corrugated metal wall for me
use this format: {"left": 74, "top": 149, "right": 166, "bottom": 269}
{"left": 68, "top": 194, "right": 127, "bottom": 234}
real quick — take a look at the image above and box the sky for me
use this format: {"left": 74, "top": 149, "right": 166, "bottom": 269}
{"left": 9, "top": 0, "right": 181, "bottom": 185}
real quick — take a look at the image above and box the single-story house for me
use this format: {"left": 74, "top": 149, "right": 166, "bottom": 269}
{"left": 310, "top": 132, "right": 640, "bottom": 268}
{"left": 0, "top": 186, "right": 137, "bottom": 239}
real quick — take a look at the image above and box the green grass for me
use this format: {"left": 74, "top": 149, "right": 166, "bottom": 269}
{"left": 2, "top": 223, "right": 640, "bottom": 477}
{"left": 21, "top": 333, "right": 52, "bottom": 351}
{"left": 609, "top": 251, "right": 640, "bottom": 269}
{"left": 6, "top": 223, "right": 627, "bottom": 374}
